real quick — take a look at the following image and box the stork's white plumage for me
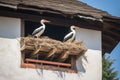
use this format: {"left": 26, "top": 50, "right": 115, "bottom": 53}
{"left": 63, "top": 25, "right": 78, "bottom": 42}
{"left": 32, "top": 19, "right": 50, "bottom": 38}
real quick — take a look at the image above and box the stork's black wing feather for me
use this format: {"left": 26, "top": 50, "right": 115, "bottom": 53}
{"left": 63, "top": 32, "right": 74, "bottom": 42}
{"left": 32, "top": 27, "right": 43, "bottom": 36}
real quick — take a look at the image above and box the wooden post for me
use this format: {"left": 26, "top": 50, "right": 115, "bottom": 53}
{"left": 21, "top": 52, "right": 25, "bottom": 64}
{"left": 71, "top": 56, "right": 77, "bottom": 71}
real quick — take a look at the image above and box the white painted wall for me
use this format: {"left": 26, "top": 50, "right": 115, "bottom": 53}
{"left": 0, "top": 16, "right": 21, "bottom": 38}
{"left": 76, "top": 28, "right": 101, "bottom": 50}
{"left": 0, "top": 38, "right": 102, "bottom": 80}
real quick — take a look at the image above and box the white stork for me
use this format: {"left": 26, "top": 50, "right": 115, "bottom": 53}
{"left": 32, "top": 19, "right": 50, "bottom": 38}
{"left": 63, "top": 25, "right": 78, "bottom": 42}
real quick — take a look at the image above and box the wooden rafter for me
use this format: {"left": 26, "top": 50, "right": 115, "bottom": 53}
{"left": 102, "top": 35, "right": 116, "bottom": 45}
{"left": 102, "top": 17, "right": 120, "bottom": 54}
{"left": 103, "top": 30, "right": 120, "bottom": 41}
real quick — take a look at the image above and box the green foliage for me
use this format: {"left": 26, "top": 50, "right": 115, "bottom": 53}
{"left": 102, "top": 56, "right": 119, "bottom": 80}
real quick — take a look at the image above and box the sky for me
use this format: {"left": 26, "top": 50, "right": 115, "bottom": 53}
{"left": 80, "top": 0, "right": 120, "bottom": 79}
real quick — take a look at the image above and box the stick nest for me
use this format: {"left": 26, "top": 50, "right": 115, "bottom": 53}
{"left": 21, "top": 36, "right": 87, "bottom": 61}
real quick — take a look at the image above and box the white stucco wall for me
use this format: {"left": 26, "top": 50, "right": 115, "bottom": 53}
{"left": 0, "top": 38, "right": 102, "bottom": 80}
{"left": 76, "top": 28, "right": 101, "bottom": 50}
{"left": 0, "top": 16, "right": 21, "bottom": 38}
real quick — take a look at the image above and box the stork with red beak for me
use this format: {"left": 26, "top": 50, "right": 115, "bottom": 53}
{"left": 32, "top": 19, "right": 50, "bottom": 38}
{"left": 63, "top": 25, "right": 79, "bottom": 42}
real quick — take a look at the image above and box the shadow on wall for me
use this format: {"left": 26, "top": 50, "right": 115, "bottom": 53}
{"left": 76, "top": 55, "right": 88, "bottom": 73}
{"left": 29, "top": 54, "right": 88, "bottom": 80}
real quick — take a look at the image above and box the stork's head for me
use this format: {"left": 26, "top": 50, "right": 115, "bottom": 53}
{"left": 71, "top": 25, "right": 79, "bottom": 30}
{"left": 41, "top": 19, "right": 50, "bottom": 23}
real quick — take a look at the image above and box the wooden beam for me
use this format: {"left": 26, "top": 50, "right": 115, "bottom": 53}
{"left": 103, "top": 22, "right": 114, "bottom": 30}
{"left": 103, "top": 17, "right": 120, "bottom": 24}
{"left": 102, "top": 17, "right": 120, "bottom": 54}
{"left": 0, "top": 10, "right": 102, "bottom": 31}
{"left": 103, "top": 22, "right": 120, "bottom": 35}
{"left": 102, "top": 19, "right": 120, "bottom": 54}
{"left": 102, "top": 35, "right": 116, "bottom": 45}
{"left": 71, "top": 56, "right": 77, "bottom": 71}
{"left": 83, "top": 18, "right": 103, "bottom": 30}
{"left": 102, "top": 44, "right": 113, "bottom": 53}
{"left": 21, "top": 63, "right": 76, "bottom": 73}
{"left": 102, "top": 42, "right": 113, "bottom": 50}
{"left": 25, "top": 58, "right": 71, "bottom": 67}
{"left": 21, "top": 19, "right": 25, "bottom": 37}
{"left": 103, "top": 30, "right": 120, "bottom": 41}
{"left": 110, "top": 28, "right": 120, "bottom": 35}
{"left": 103, "top": 21, "right": 120, "bottom": 31}
{"left": 102, "top": 33, "right": 118, "bottom": 53}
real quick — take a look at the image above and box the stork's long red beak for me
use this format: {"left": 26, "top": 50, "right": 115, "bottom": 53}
{"left": 43, "top": 19, "right": 50, "bottom": 23}
{"left": 72, "top": 25, "right": 79, "bottom": 29}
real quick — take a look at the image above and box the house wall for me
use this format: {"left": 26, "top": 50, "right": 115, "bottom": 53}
{"left": 0, "top": 16, "right": 21, "bottom": 38}
{"left": 0, "top": 38, "right": 102, "bottom": 80}
{"left": 76, "top": 28, "right": 101, "bottom": 50}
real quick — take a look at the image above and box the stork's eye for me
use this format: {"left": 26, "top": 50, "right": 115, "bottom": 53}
{"left": 73, "top": 28, "right": 76, "bottom": 30}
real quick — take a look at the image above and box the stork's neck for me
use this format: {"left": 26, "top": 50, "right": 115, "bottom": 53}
{"left": 71, "top": 27, "right": 75, "bottom": 33}
{"left": 41, "top": 21, "right": 45, "bottom": 28}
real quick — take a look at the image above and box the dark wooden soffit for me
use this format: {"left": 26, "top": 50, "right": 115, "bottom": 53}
{"left": 0, "top": 9, "right": 103, "bottom": 31}
{"left": 102, "top": 17, "right": 120, "bottom": 54}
